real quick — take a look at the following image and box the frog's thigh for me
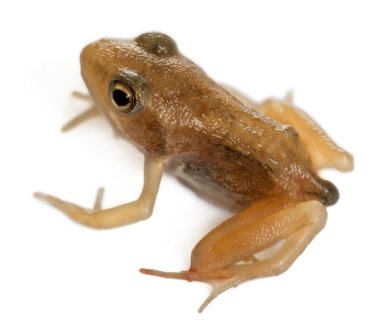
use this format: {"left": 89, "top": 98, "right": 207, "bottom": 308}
{"left": 141, "top": 198, "right": 326, "bottom": 312}
{"left": 192, "top": 198, "right": 326, "bottom": 277}
{"left": 259, "top": 99, "right": 353, "bottom": 172}
{"left": 34, "top": 157, "right": 165, "bottom": 229}
{"left": 221, "top": 86, "right": 352, "bottom": 172}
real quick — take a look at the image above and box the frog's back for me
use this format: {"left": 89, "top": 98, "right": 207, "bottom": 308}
{"left": 166, "top": 85, "right": 338, "bottom": 211}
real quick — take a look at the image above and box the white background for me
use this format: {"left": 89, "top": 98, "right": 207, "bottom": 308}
{"left": 1, "top": 0, "right": 379, "bottom": 331}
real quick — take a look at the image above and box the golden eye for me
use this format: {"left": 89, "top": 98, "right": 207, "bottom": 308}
{"left": 110, "top": 81, "right": 136, "bottom": 112}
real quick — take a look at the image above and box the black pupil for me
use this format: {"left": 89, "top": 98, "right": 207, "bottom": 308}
{"left": 113, "top": 89, "right": 130, "bottom": 107}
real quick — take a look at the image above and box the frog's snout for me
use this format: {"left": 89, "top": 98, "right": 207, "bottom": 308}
{"left": 80, "top": 41, "right": 100, "bottom": 77}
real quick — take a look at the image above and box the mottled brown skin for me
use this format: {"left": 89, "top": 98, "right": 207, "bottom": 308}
{"left": 80, "top": 33, "right": 338, "bottom": 211}
{"left": 35, "top": 32, "right": 353, "bottom": 312}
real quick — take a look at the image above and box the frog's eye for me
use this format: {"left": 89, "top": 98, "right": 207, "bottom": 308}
{"left": 110, "top": 81, "right": 136, "bottom": 113}
{"left": 110, "top": 70, "right": 148, "bottom": 114}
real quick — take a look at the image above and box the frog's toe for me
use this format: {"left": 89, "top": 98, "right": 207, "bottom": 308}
{"left": 140, "top": 268, "right": 192, "bottom": 281}
{"left": 140, "top": 267, "right": 238, "bottom": 312}
{"left": 34, "top": 192, "right": 71, "bottom": 210}
{"left": 34, "top": 192, "right": 90, "bottom": 218}
{"left": 139, "top": 267, "right": 232, "bottom": 282}
{"left": 72, "top": 91, "right": 92, "bottom": 101}
{"left": 61, "top": 104, "right": 100, "bottom": 132}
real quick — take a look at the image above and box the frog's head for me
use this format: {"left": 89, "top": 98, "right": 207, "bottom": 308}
{"left": 80, "top": 32, "right": 197, "bottom": 154}
{"left": 80, "top": 32, "right": 179, "bottom": 107}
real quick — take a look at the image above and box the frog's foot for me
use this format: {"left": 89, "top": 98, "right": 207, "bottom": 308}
{"left": 34, "top": 157, "right": 166, "bottom": 229}
{"left": 61, "top": 104, "right": 100, "bottom": 132}
{"left": 61, "top": 91, "right": 101, "bottom": 132}
{"left": 140, "top": 197, "right": 327, "bottom": 312}
{"left": 34, "top": 189, "right": 104, "bottom": 227}
{"left": 35, "top": 186, "right": 105, "bottom": 211}
{"left": 140, "top": 268, "right": 240, "bottom": 312}
{"left": 72, "top": 91, "right": 92, "bottom": 101}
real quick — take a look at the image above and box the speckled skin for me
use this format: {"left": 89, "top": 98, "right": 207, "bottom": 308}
{"left": 80, "top": 33, "right": 338, "bottom": 211}
{"left": 35, "top": 33, "right": 353, "bottom": 312}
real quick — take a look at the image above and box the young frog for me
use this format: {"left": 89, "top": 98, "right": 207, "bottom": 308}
{"left": 35, "top": 32, "right": 354, "bottom": 312}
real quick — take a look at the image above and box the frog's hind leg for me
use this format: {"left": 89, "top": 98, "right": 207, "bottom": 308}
{"left": 223, "top": 85, "right": 353, "bottom": 172}
{"left": 258, "top": 97, "right": 353, "bottom": 172}
{"left": 140, "top": 197, "right": 327, "bottom": 312}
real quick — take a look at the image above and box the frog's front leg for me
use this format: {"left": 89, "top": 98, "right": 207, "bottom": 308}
{"left": 61, "top": 104, "right": 99, "bottom": 132}
{"left": 34, "top": 157, "right": 166, "bottom": 229}
{"left": 141, "top": 197, "right": 327, "bottom": 312}
{"left": 61, "top": 92, "right": 101, "bottom": 132}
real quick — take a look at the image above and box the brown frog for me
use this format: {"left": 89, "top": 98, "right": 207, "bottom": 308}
{"left": 35, "top": 32, "right": 353, "bottom": 312}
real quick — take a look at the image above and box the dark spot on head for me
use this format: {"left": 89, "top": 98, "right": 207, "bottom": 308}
{"left": 135, "top": 32, "right": 178, "bottom": 57}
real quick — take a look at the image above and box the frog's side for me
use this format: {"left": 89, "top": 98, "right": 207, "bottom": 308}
{"left": 35, "top": 32, "right": 353, "bottom": 312}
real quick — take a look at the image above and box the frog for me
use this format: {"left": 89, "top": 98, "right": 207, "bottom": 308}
{"left": 35, "top": 32, "right": 354, "bottom": 312}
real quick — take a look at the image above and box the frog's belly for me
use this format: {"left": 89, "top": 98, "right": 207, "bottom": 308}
{"left": 168, "top": 153, "right": 280, "bottom": 212}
